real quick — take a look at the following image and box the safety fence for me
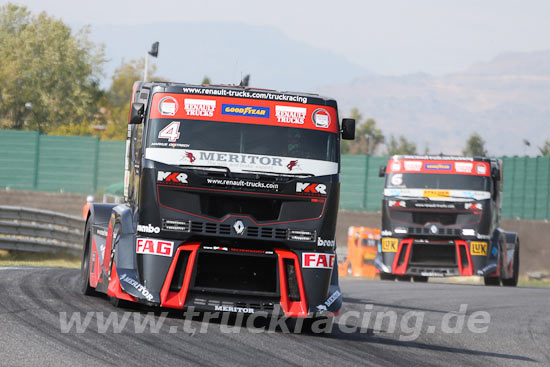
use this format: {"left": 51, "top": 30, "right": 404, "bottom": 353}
{"left": 0, "top": 206, "right": 84, "bottom": 255}
{"left": 0, "top": 130, "right": 125, "bottom": 193}
{"left": 1, "top": 130, "right": 550, "bottom": 220}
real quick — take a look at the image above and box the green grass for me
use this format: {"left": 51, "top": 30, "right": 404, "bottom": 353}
{"left": 0, "top": 250, "right": 81, "bottom": 268}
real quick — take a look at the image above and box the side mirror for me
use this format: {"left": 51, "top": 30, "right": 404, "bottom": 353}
{"left": 379, "top": 165, "right": 387, "bottom": 177}
{"left": 341, "top": 118, "right": 355, "bottom": 140}
{"left": 491, "top": 167, "right": 500, "bottom": 181}
{"left": 129, "top": 103, "right": 145, "bottom": 124}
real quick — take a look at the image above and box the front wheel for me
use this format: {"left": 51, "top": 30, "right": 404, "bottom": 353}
{"left": 484, "top": 276, "right": 500, "bottom": 286}
{"left": 380, "top": 273, "right": 396, "bottom": 281}
{"left": 413, "top": 276, "right": 428, "bottom": 283}
{"left": 80, "top": 220, "right": 95, "bottom": 296}
{"left": 502, "top": 241, "right": 519, "bottom": 287}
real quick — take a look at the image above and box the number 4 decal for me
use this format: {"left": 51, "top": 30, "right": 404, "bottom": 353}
{"left": 158, "top": 121, "right": 180, "bottom": 142}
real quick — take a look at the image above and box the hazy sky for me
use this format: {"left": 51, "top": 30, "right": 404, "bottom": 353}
{"left": 11, "top": 0, "right": 550, "bottom": 75}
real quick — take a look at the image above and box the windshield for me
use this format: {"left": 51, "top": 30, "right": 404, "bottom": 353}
{"left": 146, "top": 119, "right": 337, "bottom": 162}
{"left": 386, "top": 173, "right": 491, "bottom": 191}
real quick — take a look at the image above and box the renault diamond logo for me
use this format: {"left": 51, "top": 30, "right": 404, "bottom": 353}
{"left": 429, "top": 225, "right": 438, "bottom": 234}
{"left": 233, "top": 220, "right": 245, "bottom": 235}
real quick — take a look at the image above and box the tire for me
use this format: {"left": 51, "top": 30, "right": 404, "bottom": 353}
{"left": 396, "top": 275, "right": 411, "bottom": 282}
{"left": 484, "top": 276, "right": 500, "bottom": 286}
{"left": 413, "top": 276, "right": 428, "bottom": 283}
{"left": 80, "top": 220, "right": 95, "bottom": 296}
{"left": 502, "top": 241, "right": 519, "bottom": 287}
{"left": 109, "top": 296, "right": 131, "bottom": 309}
{"left": 380, "top": 273, "right": 396, "bottom": 281}
{"left": 292, "top": 317, "right": 334, "bottom": 334}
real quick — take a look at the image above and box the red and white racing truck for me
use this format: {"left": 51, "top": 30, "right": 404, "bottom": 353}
{"left": 375, "top": 155, "right": 519, "bottom": 286}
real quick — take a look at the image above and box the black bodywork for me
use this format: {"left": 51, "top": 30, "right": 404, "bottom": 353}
{"left": 82, "top": 82, "right": 350, "bottom": 316}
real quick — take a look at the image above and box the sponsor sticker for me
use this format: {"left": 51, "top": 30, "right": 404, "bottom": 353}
{"left": 470, "top": 241, "right": 488, "bottom": 256}
{"left": 145, "top": 148, "right": 338, "bottom": 177}
{"left": 275, "top": 105, "right": 306, "bottom": 124}
{"left": 184, "top": 98, "right": 216, "bottom": 117}
{"left": 214, "top": 305, "right": 255, "bottom": 313}
{"left": 423, "top": 189, "right": 450, "bottom": 198}
{"left": 286, "top": 159, "right": 300, "bottom": 171}
{"left": 302, "top": 253, "right": 335, "bottom": 269}
{"left": 296, "top": 182, "right": 327, "bottom": 195}
{"left": 136, "top": 238, "right": 174, "bottom": 257}
{"left": 317, "top": 237, "right": 335, "bottom": 247}
{"left": 221, "top": 104, "right": 269, "bottom": 118}
{"left": 137, "top": 224, "right": 161, "bottom": 234}
{"left": 476, "top": 164, "right": 487, "bottom": 175}
{"left": 159, "top": 96, "right": 178, "bottom": 116}
{"left": 312, "top": 108, "right": 331, "bottom": 128}
{"left": 119, "top": 273, "right": 154, "bottom": 301}
{"left": 157, "top": 171, "right": 188, "bottom": 184}
{"left": 425, "top": 163, "right": 452, "bottom": 170}
{"left": 404, "top": 160, "right": 422, "bottom": 171}
{"left": 381, "top": 238, "right": 398, "bottom": 252}
{"left": 455, "top": 162, "right": 473, "bottom": 173}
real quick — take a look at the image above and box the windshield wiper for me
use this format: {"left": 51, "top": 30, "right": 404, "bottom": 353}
{"left": 242, "top": 169, "right": 314, "bottom": 178}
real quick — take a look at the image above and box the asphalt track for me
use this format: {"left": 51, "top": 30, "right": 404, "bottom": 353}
{"left": 0, "top": 267, "right": 549, "bottom": 367}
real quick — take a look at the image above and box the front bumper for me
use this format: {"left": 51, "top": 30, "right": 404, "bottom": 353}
{"left": 375, "top": 237, "right": 498, "bottom": 277}
{"left": 109, "top": 242, "right": 342, "bottom": 317}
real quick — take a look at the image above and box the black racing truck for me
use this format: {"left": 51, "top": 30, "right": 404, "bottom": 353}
{"left": 80, "top": 82, "right": 355, "bottom": 318}
{"left": 374, "top": 155, "right": 519, "bottom": 286}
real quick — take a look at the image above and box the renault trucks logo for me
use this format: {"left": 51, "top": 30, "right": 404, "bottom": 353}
{"left": 312, "top": 108, "right": 330, "bottom": 128}
{"left": 302, "top": 253, "right": 335, "bottom": 269}
{"left": 222, "top": 104, "right": 270, "bottom": 118}
{"left": 136, "top": 238, "right": 174, "bottom": 257}
{"left": 184, "top": 98, "right": 216, "bottom": 117}
{"left": 233, "top": 220, "right": 245, "bottom": 235}
{"left": 159, "top": 96, "right": 178, "bottom": 116}
{"left": 275, "top": 106, "right": 306, "bottom": 124}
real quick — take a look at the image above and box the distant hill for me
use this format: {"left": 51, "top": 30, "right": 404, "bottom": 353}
{"left": 87, "top": 21, "right": 370, "bottom": 91}
{"left": 316, "top": 50, "right": 550, "bottom": 156}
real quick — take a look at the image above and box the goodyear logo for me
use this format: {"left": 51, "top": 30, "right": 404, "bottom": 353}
{"left": 381, "top": 238, "right": 398, "bottom": 252}
{"left": 221, "top": 104, "right": 270, "bottom": 118}
{"left": 425, "top": 163, "right": 452, "bottom": 170}
{"left": 470, "top": 241, "right": 488, "bottom": 256}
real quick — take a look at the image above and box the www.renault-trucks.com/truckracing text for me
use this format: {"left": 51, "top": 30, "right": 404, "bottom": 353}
{"left": 80, "top": 82, "right": 356, "bottom": 321}
{"left": 374, "top": 155, "right": 519, "bottom": 286}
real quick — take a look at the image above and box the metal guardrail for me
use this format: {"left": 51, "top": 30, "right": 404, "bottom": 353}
{"left": 0, "top": 206, "right": 84, "bottom": 255}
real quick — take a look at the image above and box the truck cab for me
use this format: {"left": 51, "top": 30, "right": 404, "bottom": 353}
{"left": 81, "top": 82, "right": 356, "bottom": 316}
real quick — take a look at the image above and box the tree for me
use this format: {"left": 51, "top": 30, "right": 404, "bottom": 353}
{"left": 101, "top": 58, "right": 162, "bottom": 140}
{"left": 201, "top": 76, "right": 211, "bottom": 85}
{"left": 0, "top": 4, "right": 105, "bottom": 132}
{"left": 341, "top": 108, "right": 385, "bottom": 155}
{"left": 462, "top": 132, "right": 488, "bottom": 157}
{"left": 385, "top": 135, "right": 417, "bottom": 155}
{"left": 539, "top": 140, "right": 550, "bottom": 156}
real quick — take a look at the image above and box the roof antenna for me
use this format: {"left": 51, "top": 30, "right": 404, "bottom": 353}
{"left": 240, "top": 74, "right": 250, "bottom": 87}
